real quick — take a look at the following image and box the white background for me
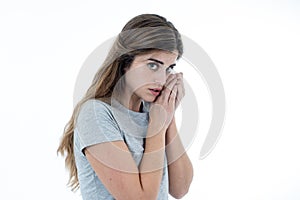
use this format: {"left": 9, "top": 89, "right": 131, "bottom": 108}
{"left": 0, "top": 0, "right": 300, "bottom": 199}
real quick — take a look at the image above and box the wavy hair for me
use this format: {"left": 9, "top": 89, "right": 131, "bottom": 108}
{"left": 57, "top": 13, "right": 183, "bottom": 191}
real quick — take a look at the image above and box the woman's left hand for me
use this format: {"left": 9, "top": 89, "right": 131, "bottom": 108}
{"left": 174, "top": 72, "right": 185, "bottom": 109}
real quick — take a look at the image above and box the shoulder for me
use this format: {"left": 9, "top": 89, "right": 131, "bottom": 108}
{"left": 77, "top": 99, "right": 115, "bottom": 122}
{"left": 74, "top": 99, "right": 123, "bottom": 151}
{"left": 80, "top": 99, "right": 111, "bottom": 113}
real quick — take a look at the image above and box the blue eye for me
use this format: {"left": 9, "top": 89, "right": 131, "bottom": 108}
{"left": 147, "top": 63, "right": 159, "bottom": 71}
{"left": 166, "top": 66, "right": 175, "bottom": 74}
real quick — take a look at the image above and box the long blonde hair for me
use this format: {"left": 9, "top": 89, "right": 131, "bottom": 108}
{"left": 57, "top": 14, "right": 183, "bottom": 191}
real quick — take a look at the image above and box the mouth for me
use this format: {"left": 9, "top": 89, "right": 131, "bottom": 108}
{"left": 149, "top": 88, "right": 162, "bottom": 96}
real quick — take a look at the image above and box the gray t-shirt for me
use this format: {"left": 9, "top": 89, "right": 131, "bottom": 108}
{"left": 74, "top": 99, "right": 168, "bottom": 200}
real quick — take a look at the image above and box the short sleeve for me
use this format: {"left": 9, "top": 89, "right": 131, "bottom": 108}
{"left": 75, "top": 99, "right": 124, "bottom": 154}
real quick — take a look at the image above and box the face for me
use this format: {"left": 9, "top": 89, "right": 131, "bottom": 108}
{"left": 124, "top": 50, "right": 178, "bottom": 102}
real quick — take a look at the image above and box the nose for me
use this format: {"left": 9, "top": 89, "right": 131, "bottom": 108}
{"left": 154, "top": 71, "right": 167, "bottom": 86}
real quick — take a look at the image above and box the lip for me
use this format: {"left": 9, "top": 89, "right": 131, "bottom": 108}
{"left": 149, "top": 88, "right": 162, "bottom": 96}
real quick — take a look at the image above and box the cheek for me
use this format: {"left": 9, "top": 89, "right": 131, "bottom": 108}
{"left": 125, "top": 68, "right": 153, "bottom": 90}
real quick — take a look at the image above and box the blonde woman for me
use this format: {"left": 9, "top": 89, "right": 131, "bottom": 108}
{"left": 57, "top": 14, "right": 193, "bottom": 200}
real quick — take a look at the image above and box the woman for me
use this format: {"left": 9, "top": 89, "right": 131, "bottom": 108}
{"left": 57, "top": 14, "right": 193, "bottom": 200}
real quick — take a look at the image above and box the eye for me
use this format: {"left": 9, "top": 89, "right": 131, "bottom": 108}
{"left": 147, "top": 62, "right": 159, "bottom": 71}
{"left": 166, "top": 66, "right": 175, "bottom": 74}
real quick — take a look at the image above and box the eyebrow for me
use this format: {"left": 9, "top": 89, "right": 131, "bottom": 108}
{"left": 148, "top": 58, "right": 176, "bottom": 68}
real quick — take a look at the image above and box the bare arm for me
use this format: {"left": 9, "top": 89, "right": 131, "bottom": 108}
{"left": 166, "top": 72, "right": 193, "bottom": 198}
{"left": 85, "top": 123, "right": 166, "bottom": 200}
{"left": 166, "top": 118, "right": 193, "bottom": 199}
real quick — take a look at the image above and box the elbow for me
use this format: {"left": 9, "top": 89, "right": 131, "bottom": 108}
{"left": 170, "top": 187, "right": 189, "bottom": 199}
{"left": 170, "top": 180, "right": 192, "bottom": 199}
{"left": 170, "top": 171, "right": 193, "bottom": 199}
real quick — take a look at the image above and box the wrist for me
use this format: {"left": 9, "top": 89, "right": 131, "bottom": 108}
{"left": 168, "top": 117, "right": 176, "bottom": 129}
{"left": 148, "top": 120, "right": 168, "bottom": 136}
{"left": 166, "top": 117, "right": 178, "bottom": 140}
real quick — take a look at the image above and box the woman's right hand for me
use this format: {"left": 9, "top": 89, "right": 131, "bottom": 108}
{"left": 149, "top": 74, "right": 178, "bottom": 135}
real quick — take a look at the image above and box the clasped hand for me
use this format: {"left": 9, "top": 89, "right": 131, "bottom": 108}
{"left": 149, "top": 73, "right": 185, "bottom": 132}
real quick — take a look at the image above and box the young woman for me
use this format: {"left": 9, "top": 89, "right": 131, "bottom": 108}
{"left": 57, "top": 14, "right": 193, "bottom": 200}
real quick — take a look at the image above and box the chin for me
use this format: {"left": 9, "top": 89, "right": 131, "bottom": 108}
{"left": 141, "top": 94, "right": 156, "bottom": 103}
{"left": 142, "top": 97, "right": 155, "bottom": 103}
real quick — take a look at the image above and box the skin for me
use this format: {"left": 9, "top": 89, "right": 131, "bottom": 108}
{"left": 85, "top": 50, "right": 193, "bottom": 199}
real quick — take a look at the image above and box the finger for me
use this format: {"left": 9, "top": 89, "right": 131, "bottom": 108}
{"left": 157, "top": 78, "right": 177, "bottom": 103}
{"left": 175, "top": 72, "right": 183, "bottom": 84}
{"left": 156, "top": 77, "right": 177, "bottom": 102}
{"left": 169, "top": 85, "right": 178, "bottom": 103}
{"left": 174, "top": 74, "right": 184, "bottom": 107}
{"left": 176, "top": 78, "right": 184, "bottom": 97}
{"left": 163, "top": 77, "right": 178, "bottom": 96}
{"left": 176, "top": 72, "right": 184, "bottom": 90}
{"left": 175, "top": 85, "right": 183, "bottom": 108}
{"left": 165, "top": 74, "right": 177, "bottom": 87}
{"left": 175, "top": 72, "right": 183, "bottom": 78}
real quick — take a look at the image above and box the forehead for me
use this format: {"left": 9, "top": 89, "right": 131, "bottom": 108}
{"left": 133, "top": 50, "right": 178, "bottom": 64}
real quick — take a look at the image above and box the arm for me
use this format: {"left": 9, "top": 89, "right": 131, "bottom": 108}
{"left": 85, "top": 76, "right": 178, "bottom": 200}
{"left": 166, "top": 72, "right": 193, "bottom": 198}
{"left": 166, "top": 118, "right": 193, "bottom": 199}
{"left": 85, "top": 123, "right": 166, "bottom": 200}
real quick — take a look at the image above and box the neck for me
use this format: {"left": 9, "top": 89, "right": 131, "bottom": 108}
{"left": 116, "top": 87, "right": 142, "bottom": 112}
